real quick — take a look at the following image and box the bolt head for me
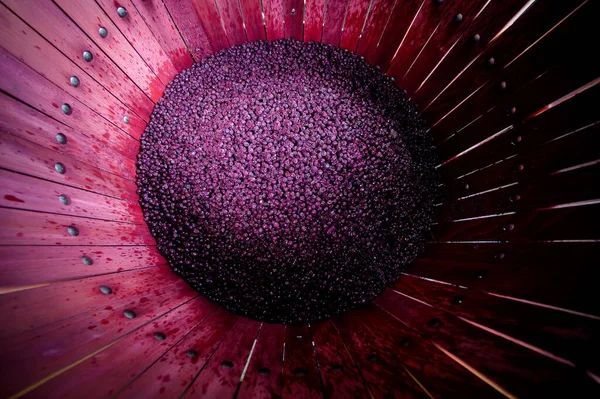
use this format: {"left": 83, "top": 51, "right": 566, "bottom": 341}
{"left": 123, "top": 115, "right": 130, "bottom": 124}
{"left": 56, "top": 133, "right": 67, "bottom": 144}
{"left": 117, "top": 7, "right": 127, "bottom": 18}
{"left": 59, "top": 194, "right": 70, "bottom": 205}
{"left": 124, "top": 309, "right": 136, "bottom": 319}
{"left": 61, "top": 104, "right": 72, "bottom": 115}
{"left": 55, "top": 162, "right": 66, "bottom": 174}
{"left": 186, "top": 349, "right": 198, "bottom": 358}
{"left": 83, "top": 51, "right": 93, "bottom": 62}
{"left": 100, "top": 285, "right": 112, "bottom": 295}
{"left": 69, "top": 76, "right": 80, "bottom": 87}
{"left": 67, "top": 225, "right": 79, "bottom": 236}
{"left": 99, "top": 27, "right": 108, "bottom": 38}
{"left": 82, "top": 256, "right": 93, "bottom": 265}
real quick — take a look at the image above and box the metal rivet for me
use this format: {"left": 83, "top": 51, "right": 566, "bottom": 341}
{"left": 186, "top": 349, "right": 198, "bottom": 358}
{"left": 507, "top": 106, "right": 517, "bottom": 116}
{"left": 399, "top": 338, "right": 412, "bottom": 347}
{"left": 82, "top": 255, "right": 93, "bottom": 265}
{"left": 291, "top": 8, "right": 296, "bottom": 13}
{"left": 221, "top": 360, "right": 234, "bottom": 369}
{"left": 123, "top": 115, "right": 130, "bottom": 124}
{"left": 59, "top": 194, "right": 70, "bottom": 205}
{"left": 258, "top": 367, "right": 271, "bottom": 375}
{"left": 472, "top": 34, "right": 481, "bottom": 43}
{"left": 61, "top": 103, "right": 72, "bottom": 115}
{"left": 473, "top": 244, "right": 479, "bottom": 250}
{"left": 428, "top": 318, "right": 441, "bottom": 328}
{"left": 55, "top": 162, "right": 66, "bottom": 174}
{"left": 476, "top": 273, "right": 485, "bottom": 279}
{"left": 124, "top": 309, "right": 136, "bottom": 319}
{"left": 294, "top": 368, "right": 308, "bottom": 376}
{"left": 56, "top": 133, "right": 67, "bottom": 144}
{"left": 510, "top": 194, "right": 521, "bottom": 202}
{"left": 154, "top": 332, "right": 166, "bottom": 341}
{"left": 67, "top": 225, "right": 79, "bottom": 236}
{"left": 99, "top": 27, "right": 108, "bottom": 38}
{"left": 511, "top": 135, "right": 522, "bottom": 145}
{"left": 499, "top": 81, "right": 507, "bottom": 90}
{"left": 517, "top": 164, "right": 525, "bottom": 172}
{"left": 331, "top": 364, "right": 344, "bottom": 372}
{"left": 117, "top": 7, "right": 127, "bottom": 18}
{"left": 452, "top": 296, "right": 465, "bottom": 305}
{"left": 454, "top": 13, "right": 463, "bottom": 23}
{"left": 83, "top": 51, "right": 93, "bottom": 62}
{"left": 69, "top": 76, "right": 80, "bottom": 87}
{"left": 487, "top": 57, "right": 495, "bottom": 66}
{"left": 100, "top": 285, "right": 112, "bottom": 294}
{"left": 495, "top": 252, "right": 505, "bottom": 260}
{"left": 463, "top": 183, "right": 469, "bottom": 190}
{"left": 367, "top": 353, "right": 380, "bottom": 362}
{"left": 504, "top": 223, "right": 515, "bottom": 232}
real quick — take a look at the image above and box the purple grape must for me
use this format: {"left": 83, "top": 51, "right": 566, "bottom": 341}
{"left": 137, "top": 40, "right": 438, "bottom": 323}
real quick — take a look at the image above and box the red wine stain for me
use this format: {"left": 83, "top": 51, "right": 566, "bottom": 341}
{"left": 4, "top": 195, "right": 25, "bottom": 203}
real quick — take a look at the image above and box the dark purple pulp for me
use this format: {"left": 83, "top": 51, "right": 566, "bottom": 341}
{"left": 137, "top": 40, "right": 438, "bottom": 323}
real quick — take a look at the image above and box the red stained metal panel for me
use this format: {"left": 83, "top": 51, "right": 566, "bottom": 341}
{"left": 161, "top": 0, "right": 213, "bottom": 62}
{"left": 0, "top": 207, "right": 155, "bottom": 246}
{"left": 332, "top": 307, "right": 431, "bottom": 398}
{"left": 414, "top": 242, "right": 599, "bottom": 315}
{"left": 310, "top": 320, "right": 370, "bottom": 398}
{"left": 420, "top": 0, "right": 588, "bottom": 124}
{"left": 263, "top": 0, "right": 285, "bottom": 40}
{"left": 283, "top": 0, "right": 304, "bottom": 41}
{"left": 303, "top": 0, "right": 326, "bottom": 42}
{"left": 0, "top": 245, "right": 166, "bottom": 286}
{"left": 0, "top": 170, "right": 144, "bottom": 224}
{"left": 117, "top": 307, "right": 237, "bottom": 398}
{"left": 391, "top": 275, "right": 600, "bottom": 374}
{"left": 95, "top": 0, "right": 179, "bottom": 82}
{"left": 408, "top": 0, "right": 529, "bottom": 108}
{"left": 431, "top": 203, "right": 600, "bottom": 242}
{"left": 338, "top": 0, "right": 370, "bottom": 51}
{"left": 186, "top": 317, "right": 262, "bottom": 397}
{"left": 375, "top": 289, "right": 600, "bottom": 398}
{"left": 438, "top": 84, "right": 600, "bottom": 186}
{"left": 189, "top": 0, "right": 231, "bottom": 52}
{"left": 0, "top": 93, "right": 136, "bottom": 180}
{"left": 237, "top": 323, "right": 285, "bottom": 398}
{"left": 0, "top": 5, "right": 147, "bottom": 138}
{"left": 0, "top": 265, "right": 198, "bottom": 399}
{"left": 355, "top": 0, "right": 394, "bottom": 57}
{"left": 1, "top": 0, "right": 154, "bottom": 120}
{"left": 53, "top": 0, "right": 166, "bottom": 101}
{"left": 281, "top": 324, "right": 322, "bottom": 398}
{"left": 240, "top": 0, "right": 267, "bottom": 42}
{"left": 19, "top": 296, "right": 214, "bottom": 399}
{"left": 321, "top": 0, "right": 349, "bottom": 46}
{"left": 439, "top": 163, "right": 600, "bottom": 222}
{"left": 366, "top": 0, "right": 422, "bottom": 68}
{"left": 0, "top": 49, "right": 140, "bottom": 158}
{"left": 0, "top": 133, "right": 138, "bottom": 202}
{"left": 215, "top": 0, "right": 247, "bottom": 46}
{"left": 386, "top": 0, "right": 465, "bottom": 82}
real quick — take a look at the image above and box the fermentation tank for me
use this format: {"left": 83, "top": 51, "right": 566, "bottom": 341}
{"left": 0, "top": 0, "right": 598, "bottom": 398}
